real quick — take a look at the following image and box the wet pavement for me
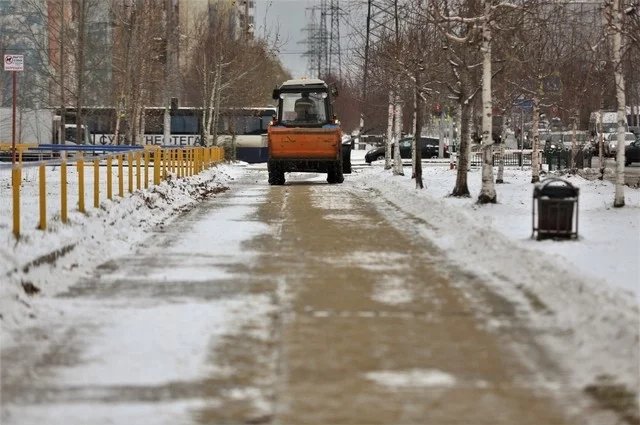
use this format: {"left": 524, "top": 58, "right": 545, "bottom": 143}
{"left": 1, "top": 168, "right": 614, "bottom": 424}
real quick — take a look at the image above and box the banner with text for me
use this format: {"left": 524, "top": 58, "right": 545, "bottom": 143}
{"left": 91, "top": 134, "right": 202, "bottom": 146}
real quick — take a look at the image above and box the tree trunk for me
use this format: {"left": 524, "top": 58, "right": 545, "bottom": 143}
{"left": 598, "top": 108, "right": 604, "bottom": 180}
{"left": 163, "top": 0, "right": 172, "bottom": 147}
{"left": 411, "top": 83, "right": 417, "bottom": 179}
{"left": 571, "top": 115, "right": 578, "bottom": 169}
{"left": 414, "top": 75, "right": 424, "bottom": 189}
{"left": 201, "top": 55, "right": 210, "bottom": 146}
{"left": 531, "top": 96, "right": 541, "bottom": 183}
{"left": 611, "top": 0, "right": 626, "bottom": 207}
{"left": 75, "top": 0, "right": 86, "bottom": 146}
{"left": 385, "top": 90, "right": 394, "bottom": 170}
{"left": 477, "top": 3, "right": 497, "bottom": 204}
{"left": 138, "top": 102, "right": 146, "bottom": 144}
{"left": 59, "top": 0, "right": 66, "bottom": 145}
{"left": 452, "top": 100, "right": 471, "bottom": 197}
{"left": 211, "top": 62, "right": 223, "bottom": 147}
{"left": 496, "top": 117, "right": 506, "bottom": 183}
{"left": 392, "top": 92, "right": 404, "bottom": 176}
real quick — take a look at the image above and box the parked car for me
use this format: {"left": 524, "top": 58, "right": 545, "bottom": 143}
{"left": 364, "top": 137, "right": 449, "bottom": 164}
{"left": 625, "top": 140, "right": 640, "bottom": 166}
{"left": 606, "top": 132, "right": 637, "bottom": 157}
{"left": 543, "top": 134, "right": 567, "bottom": 153}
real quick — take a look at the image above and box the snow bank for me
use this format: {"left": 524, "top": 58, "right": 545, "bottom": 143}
{"left": 0, "top": 164, "right": 244, "bottom": 346}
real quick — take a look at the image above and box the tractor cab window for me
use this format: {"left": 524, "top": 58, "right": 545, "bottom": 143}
{"left": 280, "top": 92, "right": 327, "bottom": 125}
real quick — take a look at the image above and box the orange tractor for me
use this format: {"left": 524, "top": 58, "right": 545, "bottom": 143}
{"left": 267, "top": 78, "right": 351, "bottom": 185}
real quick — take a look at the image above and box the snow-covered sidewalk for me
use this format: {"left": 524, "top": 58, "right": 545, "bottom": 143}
{"left": 349, "top": 153, "right": 639, "bottom": 393}
{"left": 352, "top": 160, "right": 639, "bottom": 296}
{"left": 0, "top": 163, "right": 244, "bottom": 346}
{"left": 1, "top": 153, "right": 638, "bottom": 397}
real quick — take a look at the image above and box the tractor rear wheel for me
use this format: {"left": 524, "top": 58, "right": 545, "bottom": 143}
{"left": 268, "top": 161, "right": 286, "bottom": 185}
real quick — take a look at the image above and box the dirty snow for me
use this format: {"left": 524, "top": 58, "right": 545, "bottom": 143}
{"left": 1, "top": 150, "right": 639, "bottom": 411}
{"left": 347, "top": 152, "right": 639, "bottom": 393}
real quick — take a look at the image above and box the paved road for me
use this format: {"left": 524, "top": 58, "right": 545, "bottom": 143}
{"left": 1, "top": 168, "right": 617, "bottom": 424}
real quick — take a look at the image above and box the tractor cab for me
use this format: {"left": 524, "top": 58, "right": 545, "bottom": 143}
{"left": 271, "top": 78, "right": 338, "bottom": 128}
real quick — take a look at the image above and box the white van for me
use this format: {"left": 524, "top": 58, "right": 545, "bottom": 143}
{"left": 589, "top": 111, "right": 629, "bottom": 135}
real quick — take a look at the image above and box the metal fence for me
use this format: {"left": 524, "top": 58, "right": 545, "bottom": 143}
{"left": 469, "top": 150, "right": 592, "bottom": 169}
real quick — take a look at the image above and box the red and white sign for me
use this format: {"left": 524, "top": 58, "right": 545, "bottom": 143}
{"left": 4, "top": 54, "right": 24, "bottom": 71}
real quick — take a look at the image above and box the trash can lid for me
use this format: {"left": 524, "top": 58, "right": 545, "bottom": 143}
{"left": 534, "top": 178, "right": 579, "bottom": 198}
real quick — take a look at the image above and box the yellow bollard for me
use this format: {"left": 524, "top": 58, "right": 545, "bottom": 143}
{"left": 61, "top": 161, "right": 68, "bottom": 223}
{"left": 128, "top": 152, "right": 133, "bottom": 193}
{"left": 12, "top": 167, "right": 21, "bottom": 238}
{"left": 144, "top": 151, "right": 150, "bottom": 189}
{"left": 118, "top": 154, "right": 124, "bottom": 197}
{"left": 154, "top": 149, "right": 161, "bottom": 185}
{"left": 136, "top": 150, "right": 141, "bottom": 190}
{"left": 38, "top": 164, "right": 46, "bottom": 230}
{"left": 94, "top": 158, "right": 99, "bottom": 208}
{"left": 107, "top": 155, "right": 113, "bottom": 200}
{"left": 78, "top": 155, "right": 85, "bottom": 213}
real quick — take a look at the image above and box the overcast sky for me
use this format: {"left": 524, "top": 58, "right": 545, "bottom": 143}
{"left": 254, "top": 0, "right": 319, "bottom": 78}
{"left": 254, "top": 0, "right": 365, "bottom": 79}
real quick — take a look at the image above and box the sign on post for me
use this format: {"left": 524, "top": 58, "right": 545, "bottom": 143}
{"left": 4, "top": 54, "right": 24, "bottom": 171}
{"left": 4, "top": 55, "right": 24, "bottom": 72}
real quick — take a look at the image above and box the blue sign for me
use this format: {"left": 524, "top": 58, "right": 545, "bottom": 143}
{"left": 513, "top": 99, "right": 532, "bottom": 109}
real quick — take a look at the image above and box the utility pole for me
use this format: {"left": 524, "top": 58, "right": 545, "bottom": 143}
{"left": 362, "top": 0, "right": 396, "bottom": 133}
{"left": 301, "top": 1, "right": 332, "bottom": 79}
{"left": 329, "top": 0, "right": 343, "bottom": 79}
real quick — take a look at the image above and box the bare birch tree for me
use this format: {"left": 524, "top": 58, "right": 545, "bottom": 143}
{"left": 606, "top": 0, "right": 629, "bottom": 207}
{"left": 430, "top": 0, "right": 517, "bottom": 203}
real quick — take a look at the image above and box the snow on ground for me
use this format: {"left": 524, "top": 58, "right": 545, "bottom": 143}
{"left": 0, "top": 162, "right": 244, "bottom": 346}
{"left": 1, "top": 150, "right": 638, "bottom": 396}
{"left": 348, "top": 150, "right": 639, "bottom": 392}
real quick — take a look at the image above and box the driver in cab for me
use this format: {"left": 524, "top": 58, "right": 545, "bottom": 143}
{"left": 294, "top": 93, "right": 315, "bottom": 122}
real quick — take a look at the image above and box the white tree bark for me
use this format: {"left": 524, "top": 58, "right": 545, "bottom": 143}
{"left": 138, "top": 103, "right": 146, "bottom": 144}
{"left": 478, "top": 0, "right": 497, "bottom": 204}
{"left": 531, "top": 97, "right": 541, "bottom": 182}
{"left": 385, "top": 90, "right": 394, "bottom": 170}
{"left": 612, "top": 0, "right": 626, "bottom": 207}
{"left": 393, "top": 92, "right": 404, "bottom": 175}
{"left": 211, "top": 62, "right": 223, "bottom": 146}
{"left": 205, "top": 61, "right": 219, "bottom": 145}
{"left": 411, "top": 87, "right": 417, "bottom": 178}
{"left": 571, "top": 115, "right": 577, "bottom": 169}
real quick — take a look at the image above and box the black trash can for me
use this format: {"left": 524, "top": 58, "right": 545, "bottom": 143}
{"left": 532, "top": 178, "right": 579, "bottom": 240}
